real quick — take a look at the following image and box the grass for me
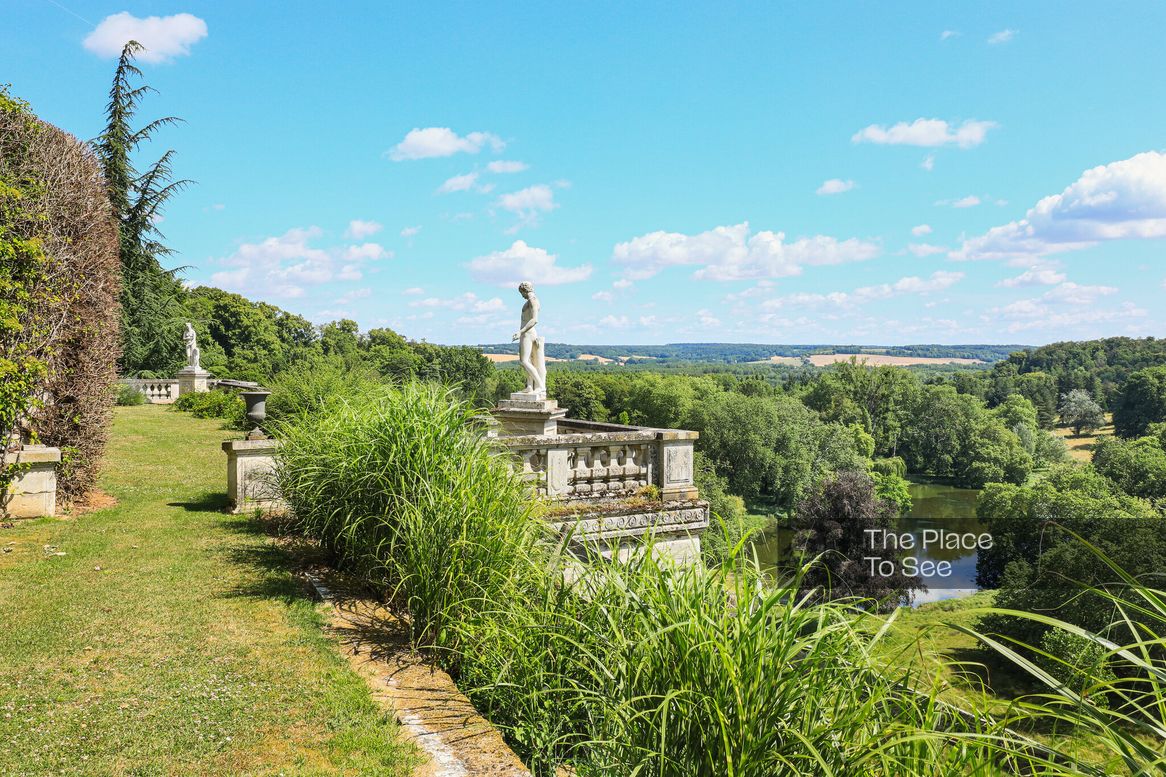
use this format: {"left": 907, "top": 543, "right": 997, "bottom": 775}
{"left": 879, "top": 593, "right": 1158, "bottom": 772}
{"left": 0, "top": 405, "right": 415, "bottom": 776}
{"left": 1052, "top": 415, "right": 1114, "bottom": 463}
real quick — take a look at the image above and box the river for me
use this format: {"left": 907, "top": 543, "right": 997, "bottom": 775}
{"left": 749, "top": 481, "right": 985, "bottom": 605}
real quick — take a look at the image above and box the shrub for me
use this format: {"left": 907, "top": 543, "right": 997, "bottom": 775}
{"left": 114, "top": 383, "right": 145, "bottom": 406}
{"left": 0, "top": 89, "right": 120, "bottom": 501}
{"left": 173, "top": 390, "right": 244, "bottom": 425}
{"left": 264, "top": 355, "right": 381, "bottom": 425}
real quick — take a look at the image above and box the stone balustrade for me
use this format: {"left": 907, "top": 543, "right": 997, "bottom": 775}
{"left": 119, "top": 378, "right": 180, "bottom": 404}
{"left": 499, "top": 419, "right": 699, "bottom": 503}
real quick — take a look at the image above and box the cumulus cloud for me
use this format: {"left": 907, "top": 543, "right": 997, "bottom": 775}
{"left": 612, "top": 222, "right": 879, "bottom": 282}
{"left": 940, "top": 30, "right": 960, "bottom": 41}
{"left": 468, "top": 240, "right": 592, "bottom": 286}
{"left": 388, "top": 127, "right": 504, "bottom": 161}
{"left": 988, "top": 29, "right": 1017, "bottom": 45}
{"left": 343, "top": 243, "right": 391, "bottom": 261}
{"left": 937, "top": 195, "right": 982, "bottom": 208}
{"left": 409, "top": 292, "right": 504, "bottom": 313}
{"left": 761, "top": 270, "right": 963, "bottom": 310}
{"left": 437, "top": 172, "right": 480, "bottom": 193}
{"left": 487, "top": 160, "right": 528, "bottom": 173}
{"left": 996, "top": 267, "right": 1066, "bottom": 287}
{"left": 400, "top": 225, "right": 421, "bottom": 238}
{"left": 952, "top": 151, "right": 1166, "bottom": 260}
{"left": 696, "top": 309, "right": 721, "bottom": 328}
{"left": 211, "top": 227, "right": 331, "bottom": 299}
{"left": 851, "top": 118, "right": 997, "bottom": 149}
{"left": 83, "top": 12, "right": 207, "bottom": 63}
{"left": 599, "top": 315, "right": 630, "bottom": 329}
{"left": 592, "top": 290, "right": 614, "bottom": 303}
{"left": 912, "top": 224, "right": 933, "bottom": 236}
{"left": 402, "top": 287, "right": 424, "bottom": 295}
{"left": 345, "top": 219, "right": 382, "bottom": 239}
{"left": 816, "top": 178, "right": 856, "bottom": 195}
{"left": 497, "top": 185, "right": 558, "bottom": 229}
{"left": 908, "top": 243, "right": 947, "bottom": 257}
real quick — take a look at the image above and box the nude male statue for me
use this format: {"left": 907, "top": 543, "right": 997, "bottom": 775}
{"left": 511, "top": 281, "right": 546, "bottom": 396}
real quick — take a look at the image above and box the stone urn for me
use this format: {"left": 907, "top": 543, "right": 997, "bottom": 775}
{"left": 240, "top": 389, "right": 272, "bottom": 439}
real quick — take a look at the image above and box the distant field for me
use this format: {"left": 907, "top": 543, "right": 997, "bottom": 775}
{"left": 750, "top": 354, "right": 985, "bottom": 367}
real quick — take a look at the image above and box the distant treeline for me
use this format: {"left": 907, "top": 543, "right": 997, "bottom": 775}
{"left": 478, "top": 342, "right": 1029, "bottom": 364}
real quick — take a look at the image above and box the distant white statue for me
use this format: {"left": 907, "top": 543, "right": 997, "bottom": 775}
{"left": 511, "top": 281, "right": 546, "bottom": 397}
{"left": 183, "top": 322, "right": 201, "bottom": 370}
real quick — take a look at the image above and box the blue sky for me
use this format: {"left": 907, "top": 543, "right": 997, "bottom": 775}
{"left": 5, "top": 2, "right": 1166, "bottom": 345}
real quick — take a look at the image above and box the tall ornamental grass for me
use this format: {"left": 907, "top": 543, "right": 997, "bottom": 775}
{"left": 273, "top": 381, "right": 546, "bottom": 651}
{"left": 274, "top": 380, "right": 1114, "bottom": 775}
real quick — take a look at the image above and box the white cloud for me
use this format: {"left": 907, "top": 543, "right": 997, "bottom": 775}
{"left": 1042, "top": 282, "right": 1118, "bottom": 305}
{"left": 911, "top": 224, "right": 933, "bottom": 236}
{"left": 696, "top": 309, "right": 721, "bottom": 328}
{"left": 762, "top": 270, "right": 963, "bottom": 310}
{"left": 988, "top": 29, "right": 1017, "bottom": 45}
{"left": 409, "top": 292, "right": 504, "bottom": 313}
{"left": 952, "top": 151, "right": 1166, "bottom": 260}
{"left": 816, "top": 178, "right": 856, "bottom": 195}
{"left": 613, "top": 278, "right": 634, "bottom": 290}
{"left": 402, "top": 287, "right": 425, "bottom": 295}
{"left": 592, "top": 291, "right": 614, "bottom": 303}
{"left": 851, "top": 118, "right": 997, "bottom": 149}
{"left": 344, "top": 243, "right": 391, "bottom": 261}
{"left": 997, "top": 267, "right": 1066, "bottom": 287}
{"left": 487, "top": 160, "right": 528, "bottom": 174}
{"left": 400, "top": 225, "right": 421, "bottom": 238}
{"left": 907, "top": 243, "right": 947, "bottom": 257}
{"left": 437, "top": 172, "right": 480, "bottom": 193}
{"left": 345, "top": 219, "right": 383, "bottom": 239}
{"left": 612, "top": 222, "right": 879, "bottom": 282}
{"left": 921, "top": 154, "right": 936, "bottom": 171}
{"left": 337, "top": 264, "right": 362, "bottom": 281}
{"left": 388, "top": 127, "right": 503, "bottom": 161}
{"left": 211, "top": 226, "right": 331, "bottom": 299}
{"left": 599, "top": 315, "right": 630, "bottom": 329}
{"left": 940, "top": 30, "right": 960, "bottom": 41}
{"left": 336, "top": 287, "right": 372, "bottom": 305}
{"left": 497, "top": 185, "right": 558, "bottom": 228}
{"left": 938, "top": 195, "right": 982, "bottom": 208}
{"left": 83, "top": 12, "right": 207, "bottom": 63}
{"left": 468, "top": 240, "right": 592, "bottom": 286}
{"left": 639, "top": 315, "right": 658, "bottom": 327}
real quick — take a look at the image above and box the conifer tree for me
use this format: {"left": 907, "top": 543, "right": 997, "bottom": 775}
{"left": 94, "top": 41, "right": 189, "bottom": 375}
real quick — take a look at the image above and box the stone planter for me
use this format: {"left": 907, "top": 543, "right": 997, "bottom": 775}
{"left": 222, "top": 438, "right": 284, "bottom": 514}
{"left": 2, "top": 445, "right": 61, "bottom": 518}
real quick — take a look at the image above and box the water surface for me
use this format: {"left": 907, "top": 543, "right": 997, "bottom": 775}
{"left": 750, "top": 481, "right": 984, "bottom": 605}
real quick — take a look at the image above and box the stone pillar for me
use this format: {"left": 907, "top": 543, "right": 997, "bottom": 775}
{"left": 222, "top": 438, "right": 283, "bottom": 514}
{"left": 545, "top": 447, "right": 570, "bottom": 497}
{"left": 658, "top": 433, "right": 699, "bottom": 502}
{"left": 177, "top": 366, "right": 212, "bottom": 397}
{"left": 2, "top": 446, "right": 61, "bottom": 518}
{"left": 491, "top": 394, "right": 567, "bottom": 436}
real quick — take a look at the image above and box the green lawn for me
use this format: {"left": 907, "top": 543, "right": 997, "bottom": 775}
{"left": 0, "top": 406, "right": 415, "bottom": 776}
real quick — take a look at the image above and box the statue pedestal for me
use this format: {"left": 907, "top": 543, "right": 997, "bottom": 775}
{"left": 177, "top": 366, "right": 212, "bottom": 396}
{"left": 491, "top": 393, "right": 567, "bottom": 436}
